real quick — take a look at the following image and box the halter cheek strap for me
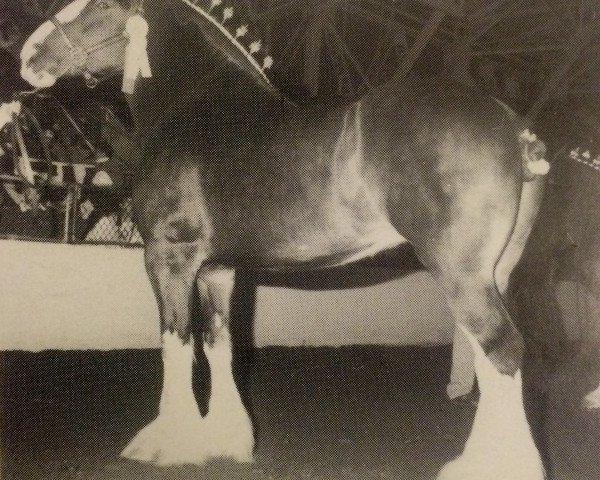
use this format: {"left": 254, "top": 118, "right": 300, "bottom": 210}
{"left": 50, "top": 17, "right": 76, "bottom": 52}
{"left": 49, "top": 15, "right": 126, "bottom": 89}
{"left": 50, "top": 16, "right": 97, "bottom": 87}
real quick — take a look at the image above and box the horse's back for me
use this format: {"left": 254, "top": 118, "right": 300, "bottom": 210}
{"left": 361, "top": 75, "right": 521, "bottom": 166}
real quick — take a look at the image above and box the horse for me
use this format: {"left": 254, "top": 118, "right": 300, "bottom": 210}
{"left": 507, "top": 103, "right": 600, "bottom": 410}
{"left": 19, "top": 0, "right": 550, "bottom": 477}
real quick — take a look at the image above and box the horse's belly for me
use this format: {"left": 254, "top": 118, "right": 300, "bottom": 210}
{"left": 325, "top": 221, "right": 408, "bottom": 266}
{"left": 236, "top": 159, "right": 407, "bottom": 268}
{"left": 250, "top": 211, "right": 408, "bottom": 269}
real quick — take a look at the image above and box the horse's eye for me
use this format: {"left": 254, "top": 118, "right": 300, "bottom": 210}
{"left": 96, "top": 1, "right": 110, "bottom": 9}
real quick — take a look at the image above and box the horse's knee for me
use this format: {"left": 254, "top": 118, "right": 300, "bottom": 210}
{"left": 197, "top": 266, "right": 236, "bottom": 344}
{"left": 145, "top": 241, "right": 207, "bottom": 339}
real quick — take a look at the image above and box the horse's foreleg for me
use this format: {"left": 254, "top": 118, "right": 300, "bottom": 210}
{"left": 121, "top": 241, "right": 204, "bottom": 465}
{"left": 121, "top": 243, "right": 252, "bottom": 465}
{"left": 195, "top": 266, "right": 254, "bottom": 462}
{"left": 120, "top": 329, "right": 209, "bottom": 465}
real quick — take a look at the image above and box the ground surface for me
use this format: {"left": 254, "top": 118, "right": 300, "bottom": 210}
{"left": 1, "top": 345, "right": 600, "bottom": 480}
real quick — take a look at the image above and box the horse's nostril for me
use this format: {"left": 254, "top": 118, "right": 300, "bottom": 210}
{"left": 27, "top": 59, "right": 42, "bottom": 73}
{"left": 25, "top": 43, "right": 49, "bottom": 70}
{"left": 28, "top": 55, "right": 53, "bottom": 75}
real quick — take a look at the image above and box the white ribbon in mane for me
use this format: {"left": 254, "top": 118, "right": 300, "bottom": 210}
{"left": 122, "top": 14, "right": 152, "bottom": 94}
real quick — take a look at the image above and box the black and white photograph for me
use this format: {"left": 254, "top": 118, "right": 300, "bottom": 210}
{"left": 1, "top": 0, "right": 600, "bottom": 478}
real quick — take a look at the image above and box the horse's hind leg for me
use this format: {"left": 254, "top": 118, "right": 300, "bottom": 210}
{"left": 434, "top": 265, "right": 544, "bottom": 480}
{"left": 406, "top": 183, "right": 545, "bottom": 479}
{"left": 577, "top": 247, "right": 600, "bottom": 410}
{"left": 121, "top": 241, "right": 253, "bottom": 465}
{"left": 577, "top": 287, "right": 600, "bottom": 409}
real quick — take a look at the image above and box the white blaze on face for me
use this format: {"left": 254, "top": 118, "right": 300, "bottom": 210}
{"left": 20, "top": 0, "right": 92, "bottom": 87}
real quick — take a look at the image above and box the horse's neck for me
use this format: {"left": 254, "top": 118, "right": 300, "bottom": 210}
{"left": 129, "top": 0, "right": 282, "bottom": 138}
{"left": 125, "top": 2, "right": 197, "bottom": 133}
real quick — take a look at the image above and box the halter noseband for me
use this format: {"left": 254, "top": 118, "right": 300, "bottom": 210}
{"left": 49, "top": 15, "right": 126, "bottom": 88}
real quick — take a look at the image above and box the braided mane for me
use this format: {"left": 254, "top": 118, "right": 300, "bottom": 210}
{"left": 171, "top": 0, "right": 275, "bottom": 93}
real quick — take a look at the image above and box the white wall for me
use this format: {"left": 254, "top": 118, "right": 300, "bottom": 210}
{"left": 0, "top": 240, "right": 454, "bottom": 351}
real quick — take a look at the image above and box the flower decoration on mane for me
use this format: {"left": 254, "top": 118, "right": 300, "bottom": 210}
{"left": 181, "top": 0, "right": 274, "bottom": 85}
{"left": 569, "top": 146, "right": 600, "bottom": 172}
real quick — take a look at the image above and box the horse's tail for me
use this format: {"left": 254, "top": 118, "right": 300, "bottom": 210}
{"left": 490, "top": 97, "right": 550, "bottom": 181}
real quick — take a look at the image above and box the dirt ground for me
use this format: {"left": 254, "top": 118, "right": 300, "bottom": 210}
{"left": 1, "top": 345, "right": 600, "bottom": 480}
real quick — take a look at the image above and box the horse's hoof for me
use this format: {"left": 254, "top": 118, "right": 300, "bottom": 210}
{"left": 438, "top": 457, "right": 545, "bottom": 480}
{"left": 120, "top": 412, "right": 254, "bottom": 466}
{"left": 583, "top": 389, "right": 600, "bottom": 410}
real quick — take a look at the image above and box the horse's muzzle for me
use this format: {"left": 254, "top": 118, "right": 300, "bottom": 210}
{"left": 20, "top": 61, "right": 58, "bottom": 88}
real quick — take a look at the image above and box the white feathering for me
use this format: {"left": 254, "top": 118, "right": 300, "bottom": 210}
{"left": 209, "top": 0, "right": 222, "bottom": 12}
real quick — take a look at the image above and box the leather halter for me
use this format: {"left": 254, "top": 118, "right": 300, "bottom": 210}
{"left": 49, "top": 15, "right": 126, "bottom": 88}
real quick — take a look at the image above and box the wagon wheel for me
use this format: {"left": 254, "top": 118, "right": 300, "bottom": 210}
{"left": 8, "top": 105, "right": 55, "bottom": 186}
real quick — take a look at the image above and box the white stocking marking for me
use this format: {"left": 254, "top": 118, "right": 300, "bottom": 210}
{"left": 203, "top": 317, "right": 254, "bottom": 459}
{"left": 583, "top": 382, "right": 600, "bottom": 410}
{"left": 438, "top": 325, "right": 545, "bottom": 480}
{"left": 121, "top": 330, "right": 253, "bottom": 466}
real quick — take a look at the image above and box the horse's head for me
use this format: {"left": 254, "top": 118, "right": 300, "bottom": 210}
{"left": 21, "top": 0, "right": 133, "bottom": 88}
